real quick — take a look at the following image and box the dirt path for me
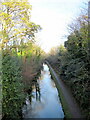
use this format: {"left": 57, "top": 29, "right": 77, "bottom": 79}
{"left": 46, "top": 61, "right": 83, "bottom": 118}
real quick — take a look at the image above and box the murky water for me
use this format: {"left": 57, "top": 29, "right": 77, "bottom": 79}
{"left": 22, "top": 64, "right": 64, "bottom": 118}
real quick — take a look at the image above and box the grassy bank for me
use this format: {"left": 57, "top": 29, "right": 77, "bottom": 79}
{"left": 46, "top": 62, "right": 73, "bottom": 118}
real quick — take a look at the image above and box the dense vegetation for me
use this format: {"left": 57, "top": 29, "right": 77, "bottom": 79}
{"left": 0, "top": 0, "right": 89, "bottom": 119}
{"left": 0, "top": 0, "right": 44, "bottom": 119}
{"left": 47, "top": 9, "right": 90, "bottom": 119}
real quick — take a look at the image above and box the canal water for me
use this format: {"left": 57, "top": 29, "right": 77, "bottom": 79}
{"left": 22, "top": 64, "right": 64, "bottom": 118}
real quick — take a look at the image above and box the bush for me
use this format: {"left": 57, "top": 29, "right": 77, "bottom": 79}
{"left": 2, "top": 52, "right": 26, "bottom": 119}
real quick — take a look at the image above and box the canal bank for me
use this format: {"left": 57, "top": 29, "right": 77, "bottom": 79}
{"left": 46, "top": 61, "right": 83, "bottom": 118}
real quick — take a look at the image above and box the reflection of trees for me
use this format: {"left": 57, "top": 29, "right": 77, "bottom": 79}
{"left": 27, "top": 80, "right": 41, "bottom": 104}
{"left": 51, "top": 80, "right": 56, "bottom": 88}
{"left": 38, "top": 71, "right": 45, "bottom": 81}
{"left": 35, "top": 82, "right": 41, "bottom": 101}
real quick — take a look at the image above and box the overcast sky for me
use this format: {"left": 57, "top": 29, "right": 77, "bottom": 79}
{"left": 29, "top": 0, "right": 89, "bottom": 53}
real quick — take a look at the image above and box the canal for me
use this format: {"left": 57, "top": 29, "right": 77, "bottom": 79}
{"left": 22, "top": 64, "right": 64, "bottom": 118}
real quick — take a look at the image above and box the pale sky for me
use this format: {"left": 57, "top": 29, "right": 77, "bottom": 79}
{"left": 29, "top": 0, "right": 89, "bottom": 53}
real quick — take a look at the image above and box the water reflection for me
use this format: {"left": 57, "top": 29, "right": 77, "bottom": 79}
{"left": 22, "top": 64, "right": 64, "bottom": 118}
{"left": 27, "top": 81, "right": 41, "bottom": 104}
{"left": 35, "top": 82, "right": 41, "bottom": 101}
